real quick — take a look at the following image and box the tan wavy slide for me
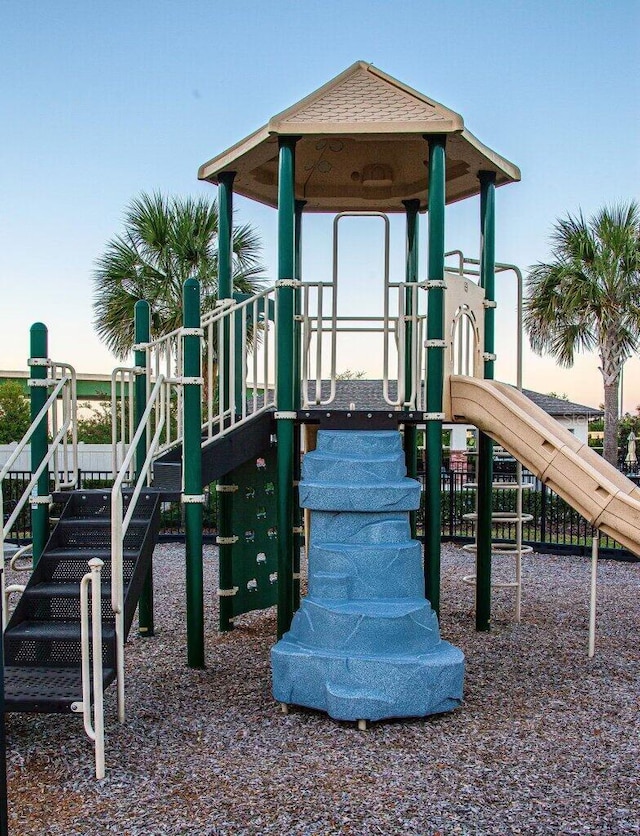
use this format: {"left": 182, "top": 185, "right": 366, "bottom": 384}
{"left": 448, "top": 375, "right": 640, "bottom": 556}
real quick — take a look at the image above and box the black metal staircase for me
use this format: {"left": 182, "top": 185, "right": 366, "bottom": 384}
{"left": 3, "top": 489, "right": 161, "bottom": 713}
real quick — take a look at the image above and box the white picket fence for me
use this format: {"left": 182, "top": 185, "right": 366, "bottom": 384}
{"left": 0, "top": 443, "right": 113, "bottom": 473}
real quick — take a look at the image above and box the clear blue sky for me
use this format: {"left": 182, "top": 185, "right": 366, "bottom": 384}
{"left": 1, "top": 1, "right": 639, "bottom": 409}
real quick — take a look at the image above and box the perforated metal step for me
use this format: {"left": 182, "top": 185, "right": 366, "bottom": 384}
{"left": 3, "top": 487, "right": 161, "bottom": 714}
{"left": 3, "top": 666, "right": 117, "bottom": 713}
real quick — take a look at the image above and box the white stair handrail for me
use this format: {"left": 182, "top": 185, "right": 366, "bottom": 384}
{"left": 111, "top": 373, "right": 166, "bottom": 723}
{"left": 1, "top": 369, "right": 77, "bottom": 629}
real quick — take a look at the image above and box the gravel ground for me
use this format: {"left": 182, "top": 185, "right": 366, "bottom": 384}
{"left": 4, "top": 544, "right": 640, "bottom": 836}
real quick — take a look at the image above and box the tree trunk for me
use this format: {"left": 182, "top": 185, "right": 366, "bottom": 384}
{"left": 603, "top": 379, "right": 620, "bottom": 466}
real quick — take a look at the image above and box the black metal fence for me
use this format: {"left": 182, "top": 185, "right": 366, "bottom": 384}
{"left": 2, "top": 470, "right": 217, "bottom": 544}
{"left": 415, "top": 459, "right": 636, "bottom": 560}
{"left": 3, "top": 465, "right": 637, "bottom": 560}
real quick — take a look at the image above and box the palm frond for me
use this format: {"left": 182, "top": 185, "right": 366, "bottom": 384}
{"left": 93, "top": 191, "right": 265, "bottom": 359}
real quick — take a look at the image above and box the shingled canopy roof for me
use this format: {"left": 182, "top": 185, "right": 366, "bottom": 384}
{"left": 198, "top": 61, "right": 521, "bottom": 213}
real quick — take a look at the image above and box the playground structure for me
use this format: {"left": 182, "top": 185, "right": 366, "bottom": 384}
{"left": 2, "top": 61, "right": 640, "bottom": 776}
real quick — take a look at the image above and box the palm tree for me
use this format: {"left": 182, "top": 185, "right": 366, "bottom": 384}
{"left": 524, "top": 202, "right": 640, "bottom": 465}
{"left": 93, "top": 192, "right": 264, "bottom": 359}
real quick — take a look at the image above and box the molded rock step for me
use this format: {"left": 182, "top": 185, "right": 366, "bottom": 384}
{"left": 288, "top": 597, "right": 440, "bottom": 655}
{"left": 272, "top": 638, "right": 464, "bottom": 721}
{"left": 311, "top": 512, "right": 411, "bottom": 545}
{"left": 303, "top": 450, "right": 407, "bottom": 484}
{"left": 300, "top": 479, "right": 420, "bottom": 513}
{"left": 309, "top": 541, "right": 423, "bottom": 599}
{"left": 314, "top": 430, "right": 402, "bottom": 456}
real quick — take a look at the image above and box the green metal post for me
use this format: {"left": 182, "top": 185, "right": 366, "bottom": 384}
{"left": 134, "top": 300, "right": 154, "bottom": 636}
{"left": 29, "top": 322, "right": 49, "bottom": 565}
{"left": 183, "top": 278, "right": 205, "bottom": 666}
{"left": 403, "top": 199, "right": 420, "bottom": 538}
{"left": 476, "top": 171, "right": 497, "bottom": 632}
{"left": 292, "top": 199, "right": 306, "bottom": 612}
{"left": 424, "top": 135, "right": 447, "bottom": 616}
{"left": 276, "top": 136, "right": 298, "bottom": 638}
{"left": 217, "top": 171, "right": 236, "bottom": 633}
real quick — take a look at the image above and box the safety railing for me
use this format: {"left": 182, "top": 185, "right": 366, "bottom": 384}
{"left": 111, "top": 366, "right": 136, "bottom": 482}
{"left": 201, "top": 286, "right": 278, "bottom": 442}
{"left": 0, "top": 364, "right": 77, "bottom": 627}
{"left": 111, "top": 374, "right": 166, "bottom": 723}
{"left": 111, "top": 328, "right": 183, "bottom": 478}
{"left": 300, "top": 280, "right": 426, "bottom": 410}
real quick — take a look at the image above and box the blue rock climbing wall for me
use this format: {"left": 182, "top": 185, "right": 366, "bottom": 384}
{"left": 271, "top": 429, "right": 464, "bottom": 722}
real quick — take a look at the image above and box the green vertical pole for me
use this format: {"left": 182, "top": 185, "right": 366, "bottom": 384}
{"left": 183, "top": 278, "right": 205, "bottom": 666}
{"left": 424, "top": 135, "right": 447, "bottom": 616}
{"left": 292, "top": 199, "right": 306, "bottom": 612}
{"left": 217, "top": 171, "right": 236, "bottom": 633}
{"left": 476, "top": 171, "right": 497, "bottom": 632}
{"left": 29, "top": 322, "right": 49, "bottom": 565}
{"left": 134, "top": 300, "right": 154, "bottom": 636}
{"left": 276, "top": 136, "right": 298, "bottom": 639}
{"left": 403, "top": 199, "right": 420, "bottom": 538}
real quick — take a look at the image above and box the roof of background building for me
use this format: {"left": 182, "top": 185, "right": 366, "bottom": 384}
{"left": 307, "top": 379, "right": 603, "bottom": 419}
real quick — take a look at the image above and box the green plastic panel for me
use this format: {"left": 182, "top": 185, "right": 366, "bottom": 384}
{"left": 229, "top": 443, "right": 279, "bottom": 618}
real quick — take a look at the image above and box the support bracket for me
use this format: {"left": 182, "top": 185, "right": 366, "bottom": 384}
{"left": 275, "top": 279, "right": 301, "bottom": 289}
{"left": 27, "top": 379, "right": 54, "bottom": 388}
{"left": 182, "top": 494, "right": 206, "bottom": 504}
{"left": 30, "top": 494, "right": 53, "bottom": 506}
{"left": 217, "top": 587, "right": 239, "bottom": 597}
{"left": 215, "top": 484, "right": 238, "bottom": 493}
{"left": 216, "top": 535, "right": 239, "bottom": 545}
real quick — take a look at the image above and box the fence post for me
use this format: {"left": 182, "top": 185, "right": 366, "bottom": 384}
{"left": 29, "top": 322, "right": 49, "bottom": 565}
{"left": 134, "top": 300, "right": 154, "bottom": 637}
{"left": 540, "top": 481, "right": 547, "bottom": 544}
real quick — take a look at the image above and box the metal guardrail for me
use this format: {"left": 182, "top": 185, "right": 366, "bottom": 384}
{"left": 1, "top": 364, "right": 77, "bottom": 624}
{"left": 111, "top": 374, "right": 167, "bottom": 724}
{"left": 75, "top": 558, "right": 105, "bottom": 779}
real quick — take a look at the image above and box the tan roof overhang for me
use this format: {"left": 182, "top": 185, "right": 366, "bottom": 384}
{"left": 198, "top": 61, "right": 521, "bottom": 212}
